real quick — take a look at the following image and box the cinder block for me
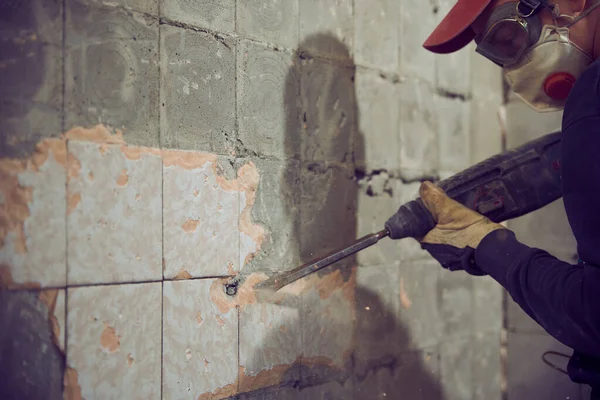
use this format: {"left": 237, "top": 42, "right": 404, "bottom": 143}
{"left": 472, "top": 333, "right": 502, "bottom": 400}
{"left": 162, "top": 0, "right": 234, "bottom": 33}
{"left": 67, "top": 141, "right": 162, "bottom": 285}
{"left": 473, "top": 276, "right": 503, "bottom": 334}
{"left": 504, "top": 98, "right": 563, "bottom": 148}
{"left": 67, "top": 282, "right": 162, "bottom": 399}
{"left": 436, "top": 95, "right": 470, "bottom": 173}
{"left": 162, "top": 149, "right": 239, "bottom": 279}
{"left": 237, "top": 40, "right": 299, "bottom": 159}
{"left": 356, "top": 186, "right": 403, "bottom": 268}
{"left": 469, "top": 43, "right": 503, "bottom": 164}
{"left": 87, "top": 0, "right": 158, "bottom": 15}
{"left": 299, "top": 0, "right": 353, "bottom": 60}
{"left": 354, "top": 0, "right": 399, "bottom": 71}
{"left": 160, "top": 25, "right": 235, "bottom": 154}
{"left": 300, "top": 57, "right": 357, "bottom": 163}
{"left": 434, "top": 3, "right": 471, "bottom": 96}
{"left": 354, "top": 348, "right": 443, "bottom": 400}
{"left": 237, "top": 0, "right": 299, "bottom": 48}
{"left": 0, "top": 139, "right": 67, "bottom": 288}
{"left": 355, "top": 68, "right": 400, "bottom": 173}
{"left": 440, "top": 335, "right": 473, "bottom": 400}
{"left": 299, "top": 163, "right": 357, "bottom": 266}
{"left": 508, "top": 331, "right": 581, "bottom": 399}
{"left": 435, "top": 48, "right": 471, "bottom": 96}
{"left": 0, "top": 0, "right": 63, "bottom": 158}
{"left": 399, "top": 0, "right": 437, "bottom": 84}
{"left": 241, "top": 159, "right": 301, "bottom": 273}
{"left": 439, "top": 269, "right": 473, "bottom": 339}
{"left": 65, "top": 0, "right": 159, "bottom": 147}
{"left": 396, "top": 259, "right": 443, "bottom": 349}
{"left": 163, "top": 279, "right": 238, "bottom": 399}
{"left": 398, "top": 78, "right": 438, "bottom": 176}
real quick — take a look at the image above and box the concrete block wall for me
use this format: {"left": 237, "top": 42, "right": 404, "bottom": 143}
{"left": 1, "top": 0, "right": 505, "bottom": 399}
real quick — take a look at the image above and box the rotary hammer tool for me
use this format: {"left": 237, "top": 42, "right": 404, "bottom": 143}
{"left": 258, "top": 131, "right": 563, "bottom": 292}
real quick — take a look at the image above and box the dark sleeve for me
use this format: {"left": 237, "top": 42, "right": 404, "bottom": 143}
{"left": 474, "top": 229, "right": 600, "bottom": 357}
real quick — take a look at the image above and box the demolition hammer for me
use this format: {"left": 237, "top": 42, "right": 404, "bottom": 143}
{"left": 256, "top": 131, "right": 563, "bottom": 293}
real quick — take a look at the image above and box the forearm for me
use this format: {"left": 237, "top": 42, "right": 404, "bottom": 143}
{"left": 474, "top": 229, "right": 600, "bottom": 357}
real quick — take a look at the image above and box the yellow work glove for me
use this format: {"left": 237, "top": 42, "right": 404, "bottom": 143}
{"left": 418, "top": 181, "right": 505, "bottom": 275}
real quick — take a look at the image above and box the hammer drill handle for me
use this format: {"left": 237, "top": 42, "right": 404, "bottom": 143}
{"left": 385, "top": 131, "right": 563, "bottom": 240}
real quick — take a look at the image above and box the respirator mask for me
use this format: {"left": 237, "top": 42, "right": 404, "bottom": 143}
{"left": 474, "top": 0, "right": 600, "bottom": 112}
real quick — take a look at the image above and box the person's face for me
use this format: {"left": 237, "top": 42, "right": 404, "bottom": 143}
{"left": 470, "top": 0, "right": 596, "bottom": 59}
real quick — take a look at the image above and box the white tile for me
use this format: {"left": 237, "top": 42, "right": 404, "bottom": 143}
{"left": 162, "top": 149, "right": 240, "bottom": 279}
{"left": 67, "top": 141, "right": 162, "bottom": 285}
{"left": 67, "top": 282, "right": 162, "bottom": 399}
{"left": 0, "top": 139, "right": 67, "bottom": 288}
{"left": 163, "top": 279, "right": 238, "bottom": 399}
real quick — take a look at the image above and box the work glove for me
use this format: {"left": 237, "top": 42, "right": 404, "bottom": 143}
{"left": 418, "top": 181, "right": 505, "bottom": 275}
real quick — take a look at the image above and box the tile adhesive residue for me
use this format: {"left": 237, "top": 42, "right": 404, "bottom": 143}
{"left": 1, "top": 124, "right": 359, "bottom": 398}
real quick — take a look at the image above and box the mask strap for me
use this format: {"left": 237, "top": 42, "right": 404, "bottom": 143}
{"left": 565, "top": 0, "right": 600, "bottom": 27}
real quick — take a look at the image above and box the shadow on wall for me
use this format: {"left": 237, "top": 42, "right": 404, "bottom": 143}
{"left": 0, "top": 0, "right": 60, "bottom": 158}
{"left": 239, "top": 34, "right": 444, "bottom": 399}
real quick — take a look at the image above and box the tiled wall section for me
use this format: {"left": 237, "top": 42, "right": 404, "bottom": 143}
{"left": 1, "top": 0, "right": 508, "bottom": 399}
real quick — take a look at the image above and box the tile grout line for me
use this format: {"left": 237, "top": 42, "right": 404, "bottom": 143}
{"left": 234, "top": 1, "right": 242, "bottom": 396}
{"left": 62, "top": 0, "right": 68, "bottom": 384}
{"left": 158, "top": 0, "right": 163, "bottom": 397}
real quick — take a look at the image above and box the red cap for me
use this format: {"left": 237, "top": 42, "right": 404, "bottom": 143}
{"left": 423, "top": 0, "right": 493, "bottom": 54}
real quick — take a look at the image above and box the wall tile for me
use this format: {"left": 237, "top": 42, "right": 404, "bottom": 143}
{"left": 439, "top": 269, "right": 473, "bottom": 339}
{"left": 436, "top": 94, "right": 471, "bottom": 173}
{"left": 160, "top": 25, "right": 235, "bottom": 154}
{"left": 0, "top": 140, "right": 67, "bottom": 288}
{"left": 163, "top": 279, "right": 238, "bottom": 399}
{"left": 239, "top": 296, "right": 302, "bottom": 392}
{"left": 162, "top": 149, "right": 239, "bottom": 279}
{"left": 67, "top": 282, "right": 161, "bottom": 399}
{"left": 67, "top": 141, "right": 162, "bottom": 285}
{"left": 237, "top": 0, "right": 299, "bottom": 49}
{"left": 65, "top": 0, "right": 159, "bottom": 147}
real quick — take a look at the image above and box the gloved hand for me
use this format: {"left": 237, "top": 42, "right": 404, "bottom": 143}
{"left": 418, "top": 181, "right": 505, "bottom": 275}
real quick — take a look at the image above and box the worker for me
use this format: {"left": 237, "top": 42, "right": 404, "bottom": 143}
{"left": 419, "top": 0, "right": 600, "bottom": 397}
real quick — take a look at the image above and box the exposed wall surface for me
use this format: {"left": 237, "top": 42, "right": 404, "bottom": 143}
{"left": 502, "top": 94, "right": 592, "bottom": 399}
{"left": 1, "top": 0, "right": 506, "bottom": 399}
